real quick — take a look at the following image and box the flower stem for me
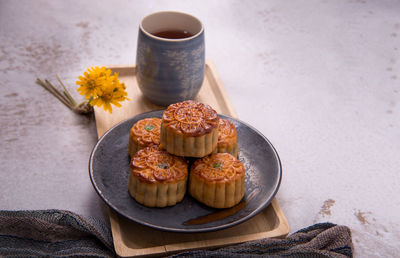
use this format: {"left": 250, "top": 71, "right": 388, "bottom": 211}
{"left": 56, "top": 75, "right": 78, "bottom": 107}
{"left": 45, "top": 79, "right": 75, "bottom": 109}
{"left": 36, "top": 77, "right": 94, "bottom": 115}
{"left": 36, "top": 78, "right": 74, "bottom": 110}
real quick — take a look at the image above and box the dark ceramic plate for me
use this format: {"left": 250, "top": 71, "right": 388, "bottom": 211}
{"left": 89, "top": 110, "right": 282, "bottom": 233}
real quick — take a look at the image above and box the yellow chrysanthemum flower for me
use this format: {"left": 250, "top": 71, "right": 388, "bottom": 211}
{"left": 76, "top": 66, "right": 111, "bottom": 99}
{"left": 89, "top": 74, "right": 129, "bottom": 113}
{"left": 76, "top": 66, "right": 129, "bottom": 113}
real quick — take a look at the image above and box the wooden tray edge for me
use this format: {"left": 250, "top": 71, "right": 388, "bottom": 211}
{"left": 164, "top": 199, "right": 289, "bottom": 254}
{"left": 109, "top": 196, "right": 289, "bottom": 257}
{"left": 205, "top": 60, "right": 238, "bottom": 118}
{"left": 109, "top": 209, "right": 168, "bottom": 257}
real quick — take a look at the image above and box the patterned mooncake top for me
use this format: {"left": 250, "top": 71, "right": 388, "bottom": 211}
{"left": 130, "top": 118, "right": 161, "bottom": 146}
{"left": 162, "top": 100, "right": 219, "bottom": 136}
{"left": 130, "top": 146, "right": 188, "bottom": 183}
{"left": 191, "top": 153, "right": 245, "bottom": 182}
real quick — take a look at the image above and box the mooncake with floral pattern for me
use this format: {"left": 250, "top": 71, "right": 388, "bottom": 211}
{"left": 189, "top": 153, "right": 245, "bottom": 208}
{"left": 129, "top": 118, "right": 161, "bottom": 157}
{"left": 128, "top": 146, "right": 188, "bottom": 207}
{"left": 160, "top": 100, "right": 219, "bottom": 157}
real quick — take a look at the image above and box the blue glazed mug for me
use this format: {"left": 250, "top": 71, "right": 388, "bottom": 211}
{"left": 136, "top": 11, "right": 205, "bottom": 106}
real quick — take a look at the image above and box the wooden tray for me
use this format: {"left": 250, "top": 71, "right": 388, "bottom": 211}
{"left": 94, "top": 60, "right": 289, "bottom": 257}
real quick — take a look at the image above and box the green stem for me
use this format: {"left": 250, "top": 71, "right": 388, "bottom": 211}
{"left": 44, "top": 79, "right": 74, "bottom": 108}
{"left": 36, "top": 78, "right": 74, "bottom": 110}
{"left": 56, "top": 75, "right": 78, "bottom": 107}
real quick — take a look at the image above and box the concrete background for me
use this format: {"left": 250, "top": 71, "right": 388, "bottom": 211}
{"left": 1, "top": 0, "right": 399, "bottom": 256}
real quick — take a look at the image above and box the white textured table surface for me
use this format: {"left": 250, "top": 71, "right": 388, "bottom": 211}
{"left": 1, "top": 0, "right": 399, "bottom": 256}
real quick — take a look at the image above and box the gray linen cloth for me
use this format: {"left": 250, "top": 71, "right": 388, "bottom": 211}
{"left": 0, "top": 209, "right": 353, "bottom": 257}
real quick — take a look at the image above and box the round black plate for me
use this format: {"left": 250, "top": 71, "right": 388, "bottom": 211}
{"left": 89, "top": 110, "right": 282, "bottom": 233}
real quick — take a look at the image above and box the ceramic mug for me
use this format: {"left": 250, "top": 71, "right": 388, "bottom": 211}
{"left": 136, "top": 11, "right": 205, "bottom": 106}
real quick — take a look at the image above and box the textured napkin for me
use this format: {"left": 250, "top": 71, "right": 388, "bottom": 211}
{"left": 0, "top": 209, "right": 353, "bottom": 257}
{"left": 0, "top": 210, "right": 114, "bottom": 257}
{"left": 170, "top": 222, "right": 353, "bottom": 257}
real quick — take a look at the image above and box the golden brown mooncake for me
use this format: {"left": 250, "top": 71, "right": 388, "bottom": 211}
{"left": 128, "top": 146, "right": 188, "bottom": 207}
{"left": 189, "top": 153, "right": 245, "bottom": 208}
{"left": 214, "top": 118, "right": 238, "bottom": 158}
{"left": 160, "top": 100, "right": 219, "bottom": 157}
{"left": 128, "top": 118, "right": 161, "bottom": 157}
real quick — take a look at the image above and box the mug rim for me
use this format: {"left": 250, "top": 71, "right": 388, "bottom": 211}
{"left": 139, "top": 11, "right": 204, "bottom": 42}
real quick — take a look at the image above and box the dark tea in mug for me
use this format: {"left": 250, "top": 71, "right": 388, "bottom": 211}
{"left": 152, "top": 30, "right": 194, "bottom": 39}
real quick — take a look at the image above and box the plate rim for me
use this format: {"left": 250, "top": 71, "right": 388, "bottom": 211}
{"left": 89, "top": 110, "right": 282, "bottom": 233}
